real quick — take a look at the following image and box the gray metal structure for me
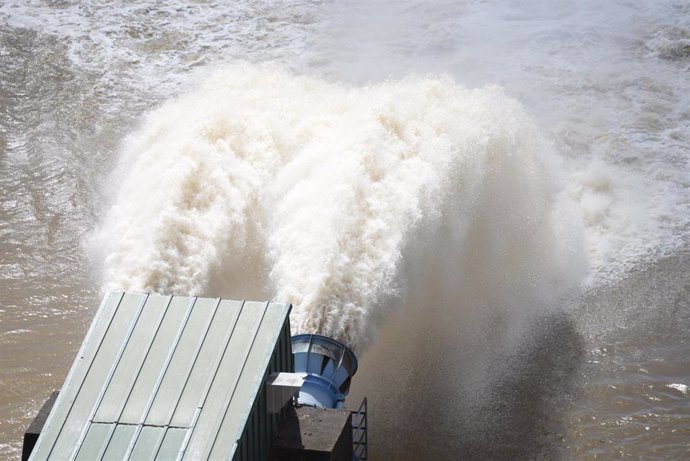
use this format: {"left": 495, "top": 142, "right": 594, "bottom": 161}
{"left": 351, "top": 398, "right": 368, "bottom": 461}
{"left": 29, "top": 292, "right": 293, "bottom": 461}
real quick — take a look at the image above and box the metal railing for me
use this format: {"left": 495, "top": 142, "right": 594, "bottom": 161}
{"left": 351, "top": 397, "right": 368, "bottom": 460}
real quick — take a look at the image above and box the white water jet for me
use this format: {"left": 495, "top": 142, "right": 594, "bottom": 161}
{"left": 92, "top": 63, "right": 587, "bottom": 351}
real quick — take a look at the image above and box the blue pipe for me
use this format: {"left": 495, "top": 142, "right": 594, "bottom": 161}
{"left": 291, "top": 334, "right": 358, "bottom": 409}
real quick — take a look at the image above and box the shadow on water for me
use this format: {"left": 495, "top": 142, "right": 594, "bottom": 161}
{"left": 349, "top": 308, "right": 586, "bottom": 460}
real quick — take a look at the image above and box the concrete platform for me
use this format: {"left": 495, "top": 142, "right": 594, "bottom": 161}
{"left": 271, "top": 406, "right": 353, "bottom": 461}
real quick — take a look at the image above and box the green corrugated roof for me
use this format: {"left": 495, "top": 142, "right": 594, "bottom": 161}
{"left": 30, "top": 292, "right": 292, "bottom": 460}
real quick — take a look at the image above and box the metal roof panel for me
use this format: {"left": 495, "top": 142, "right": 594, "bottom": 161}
{"left": 145, "top": 297, "right": 219, "bottom": 427}
{"left": 157, "top": 428, "right": 188, "bottom": 460}
{"left": 209, "top": 302, "right": 289, "bottom": 459}
{"left": 182, "top": 301, "right": 268, "bottom": 459}
{"left": 101, "top": 424, "right": 136, "bottom": 460}
{"left": 29, "top": 293, "right": 292, "bottom": 461}
{"left": 93, "top": 295, "right": 170, "bottom": 423}
{"left": 74, "top": 423, "right": 112, "bottom": 460}
{"left": 168, "top": 298, "right": 244, "bottom": 428}
{"left": 50, "top": 293, "right": 145, "bottom": 459}
{"left": 128, "top": 426, "right": 165, "bottom": 460}
{"left": 119, "top": 296, "right": 195, "bottom": 424}
{"left": 30, "top": 292, "right": 123, "bottom": 460}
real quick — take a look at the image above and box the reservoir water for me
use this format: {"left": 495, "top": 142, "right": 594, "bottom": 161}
{"left": 1, "top": 1, "right": 688, "bottom": 459}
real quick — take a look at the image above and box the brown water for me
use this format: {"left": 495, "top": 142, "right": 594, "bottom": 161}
{"left": 1, "top": 1, "right": 689, "bottom": 459}
{"left": 348, "top": 249, "right": 690, "bottom": 459}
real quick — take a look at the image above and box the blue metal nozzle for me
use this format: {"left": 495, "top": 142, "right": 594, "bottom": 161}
{"left": 291, "top": 334, "right": 358, "bottom": 409}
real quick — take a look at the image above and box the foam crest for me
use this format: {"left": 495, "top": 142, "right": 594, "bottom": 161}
{"left": 92, "top": 64, "right": 586, "bottom": 350}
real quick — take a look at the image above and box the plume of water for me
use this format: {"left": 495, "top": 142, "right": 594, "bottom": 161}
{"left": 92, "top": 63, "right": 586, "bottom": 351}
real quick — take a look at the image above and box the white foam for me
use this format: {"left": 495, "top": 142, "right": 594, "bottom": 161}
{"left": 666, "top": 383, "right": 688, "bottom": 396}
{"left": 0, "top": 1, "right": 321, "bottom": 107}
{"left": 7, "top": 0, "right": 688, "bottom": 299}
{"left": 91, "top": 64, "right": 588, "bottom": 351}
{"left": 313, "top": 0, "right": 690, "bottom": 286}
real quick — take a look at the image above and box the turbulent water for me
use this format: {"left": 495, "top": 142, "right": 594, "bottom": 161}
{"left": 1, "top": 1, "right": 688, "bottom": 459}
{"left": 92, "top": 66, "right": 587, "bottom": 350}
